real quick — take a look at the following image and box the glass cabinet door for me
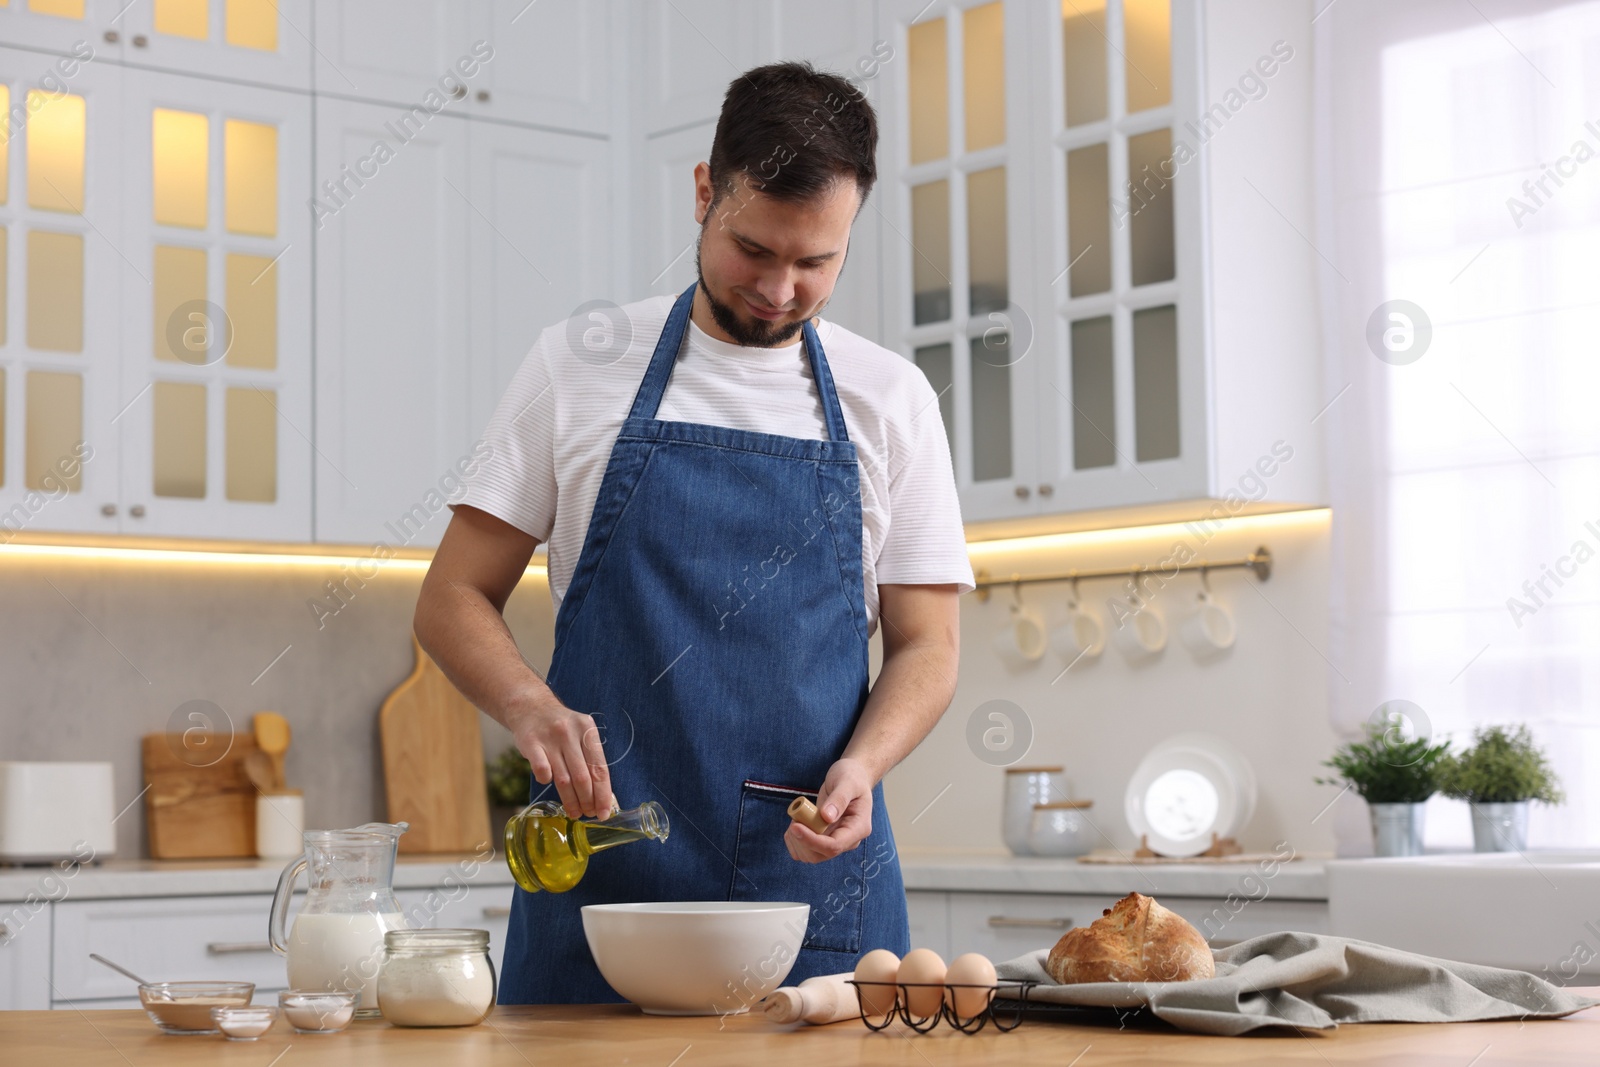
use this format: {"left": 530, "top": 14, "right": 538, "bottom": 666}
{"left": 0, "top": 51, "right": 121, "bottom": 536}
{"left": 116, "top": 0, "right": 312, "bottom": 90}
{"left": 889, "top": 0, "right": 1038, "bottom": 521}
{"left": 117, "top": 67, "right": 311, "bottom": 540}
{"left": 1040, "top": 0, "right": 1205, "bottom": 509}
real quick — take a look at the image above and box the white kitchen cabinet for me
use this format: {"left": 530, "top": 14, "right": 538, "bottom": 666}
{"left": 0, "top": 0, "right": 120, "bottom": 57}
{"left": 904, "top": 889, "right": 950, "bottom": 960}
{"left": 878, "top": 1, "right": 1319, "bottom": 524}
{"left": 638, "top": 0, "right": 763, "bottom": 137}
{"left": 634, "top": 121, "right": 713, "bottom": 301}
{"left": 311, "top": 0, "right": 476, "bottom": 107}
{"left": 114, "top": 0, "right": 313, "bottom": 91}
{"left": 466, "top": 119, "right": 613, "bottom": 436}
{"left": 0, "top": 55, "right": 312, "bottom": 542}
{"left": 311, "top": 97, "right": 473, "bottom": 547}
{"left": 0, "top": 48, "right": 123, "bottom": 537}
{"left": 115, "top": 67, "right": 313, "bottom": 540}
{"left": 0, "top": 907, "right": 52, "bottom": 1011}
{"left": 465, "top": 0, "right": 615, "bottom": 135}
{"left": 52, "top": 893, "right": 289, "bottom": 1002}
{"left": 947, "top": 889, "right": 1087, "bottom": 963}
{"left": 942, "top": 888, "right": 1331, "bottom": 962}
{"left": 315, "top": 100, "right": 613, "bottom": 548}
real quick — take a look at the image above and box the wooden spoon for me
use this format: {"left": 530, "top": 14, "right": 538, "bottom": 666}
{"left": 243, "top": 750, "right": 276, "bottom": 794}
{"left": 253, "top": 712, "right": 291, "bottom": 791}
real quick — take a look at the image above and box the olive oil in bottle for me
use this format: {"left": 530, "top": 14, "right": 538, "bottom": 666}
{"left": 504, "top": 800, "right": 670, "bottom": 893}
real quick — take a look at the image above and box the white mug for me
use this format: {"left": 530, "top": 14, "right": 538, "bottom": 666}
{"left": 1050, "top": 604, "right": 1105, "bottom": 664}
{"left": 1180, "top": 591, "right": 1236, "bottom": 658}
{"left": 256, "top": 791, "right": 305, "bottom": 859}
{"left": 1111, "top": 601, "right": 1166, "bottom": 662}
{"left": 992, "top": 606, "right": 1047, "bottom": 668}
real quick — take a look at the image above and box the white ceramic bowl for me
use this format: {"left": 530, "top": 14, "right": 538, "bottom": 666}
{"left": 581, "top": 901, "right": 809, "bottom": 1015}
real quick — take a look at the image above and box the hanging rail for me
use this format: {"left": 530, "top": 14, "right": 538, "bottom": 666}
{"left": 972, "top": 545, "right": 1272, "bottom": 602}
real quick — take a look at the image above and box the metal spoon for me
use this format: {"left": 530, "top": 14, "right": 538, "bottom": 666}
{"left": 90, "top": 953, "right": 151, "bottom": 986}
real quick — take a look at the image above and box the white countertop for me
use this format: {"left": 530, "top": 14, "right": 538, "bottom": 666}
{"left": 2, "top": 849, "right": 1328, "bottom": 902}
{"left": 0, "top": 851, "right": 513, "bottom": 902}
{"left": 898, "top": 849, "right": 1329, "bottom": 900}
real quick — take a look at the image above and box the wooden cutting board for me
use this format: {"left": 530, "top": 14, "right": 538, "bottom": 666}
{"left": 142, "top": 733, "right": 258, "bottom": 859}
{"left": 380, "top": 634, "right": 492, "bottom": 854}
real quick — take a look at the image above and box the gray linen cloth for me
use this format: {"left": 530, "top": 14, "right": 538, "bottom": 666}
{"left": 995, "top": 930, "right": 1599, "bottom": 1036}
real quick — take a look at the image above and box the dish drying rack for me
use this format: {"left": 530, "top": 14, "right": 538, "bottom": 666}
{"left": 846, "top": 980, "right": 1040, "bottom": 1034}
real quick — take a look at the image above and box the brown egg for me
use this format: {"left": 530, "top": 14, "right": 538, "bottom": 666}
{"left": 852, "top": 949, "right": 900, "bottom": 1021}
{"left": 896, "top": 948, "right": 947, "bottom": 1020}
{"left": 945, "top": 952, "right": 998, "bottom": 1020}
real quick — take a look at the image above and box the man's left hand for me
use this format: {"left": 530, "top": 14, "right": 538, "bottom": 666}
{"left": 784, "top": 757, "right": 875, "bottom": 863}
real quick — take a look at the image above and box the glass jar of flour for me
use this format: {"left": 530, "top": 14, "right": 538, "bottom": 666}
{"left": 377, "top": 929, "right": 497, "bottom": 1027}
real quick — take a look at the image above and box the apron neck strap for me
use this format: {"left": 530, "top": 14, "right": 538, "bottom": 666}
{"left": 626, "top": 283, "right": 852, "bottom": 443}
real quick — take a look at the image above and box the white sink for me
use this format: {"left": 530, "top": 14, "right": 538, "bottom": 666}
{"left": 1327, "top": 852, "right": 1600, "bottom": 983}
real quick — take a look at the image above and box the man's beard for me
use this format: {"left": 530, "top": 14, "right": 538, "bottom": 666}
{"left": 694, "top": 229, "right": 805, "bottom": 348}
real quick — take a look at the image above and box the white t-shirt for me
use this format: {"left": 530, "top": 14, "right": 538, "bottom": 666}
{"left": 455, "top": 292, "right": 975, "bottom": 635}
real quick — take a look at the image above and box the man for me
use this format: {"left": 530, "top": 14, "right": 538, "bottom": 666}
{"left": 415, "top": 61, "right": 973, "bottom": 1004}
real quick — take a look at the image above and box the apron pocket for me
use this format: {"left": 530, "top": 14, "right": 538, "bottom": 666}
{"left": 729, "top": 781, "right": 867, "bottom": 956}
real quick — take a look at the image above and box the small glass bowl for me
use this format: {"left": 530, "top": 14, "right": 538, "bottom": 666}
{"left": 278, "top": 989, "right": 358, "bottom": 1034}
{"left": 211, "top": 1005, "right": 278, "bottom": 1041}
{"left": 138, "top": 981, "right": 255, "bottom": 1035}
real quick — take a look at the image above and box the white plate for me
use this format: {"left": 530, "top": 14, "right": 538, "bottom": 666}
{"left": 1157, "top": 733, "right": 1258, "bottom": 833}
{"left": 1124, "top": 735, "right": 1257, "bottom": 857}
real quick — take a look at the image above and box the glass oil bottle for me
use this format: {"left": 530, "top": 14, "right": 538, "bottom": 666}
{"left": 503, "top": 800, "right": 670, "bottom": 893}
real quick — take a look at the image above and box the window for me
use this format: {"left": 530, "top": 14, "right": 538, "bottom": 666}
{"left": 1322, "top": 0, "right": 1600, "bottom": 849}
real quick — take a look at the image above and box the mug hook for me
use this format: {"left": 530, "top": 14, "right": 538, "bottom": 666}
{"left": 1011, "top": 576, "right": 1024, "bottom": 611}
{"left": 1199, "top": 565, "right": 1212, "bottom": 595}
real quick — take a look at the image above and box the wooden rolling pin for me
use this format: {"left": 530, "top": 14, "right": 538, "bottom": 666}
{"left": 762, "top": 972, "right": 858, "bottom": 1025}
{"left": 787, "top": 796, "right": 830, "bottom": 834}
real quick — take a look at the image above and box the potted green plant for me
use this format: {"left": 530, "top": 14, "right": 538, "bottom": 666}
{"left": 1317, "top": 716, "right": 1450, "bottom": 857}
{"left": 1439, "top": 725, "right": 1564, "bottom": 852}
{"left": 486, "top": 746, "right": 533, "bottom": 847}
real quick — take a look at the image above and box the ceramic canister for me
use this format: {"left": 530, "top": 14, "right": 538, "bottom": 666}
{"left": 1002, "top": 767, "right": 1068, "bottom": 856}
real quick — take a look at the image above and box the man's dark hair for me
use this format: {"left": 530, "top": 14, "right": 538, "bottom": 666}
{"left": 707, "top": 61, "right": 878, "bottom": 211}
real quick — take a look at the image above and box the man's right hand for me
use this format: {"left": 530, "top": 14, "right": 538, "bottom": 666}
{"left": 511, "top": 692, "right": 614, "bottom": 819}
{"left": 415, "top": 505, "right": 616, "bottom": 821}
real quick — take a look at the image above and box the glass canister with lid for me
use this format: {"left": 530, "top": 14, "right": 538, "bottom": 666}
{"left": 377, "top": 929, "right": 497, "bottom": 1027}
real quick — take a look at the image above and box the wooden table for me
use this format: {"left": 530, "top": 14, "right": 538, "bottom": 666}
{"left": 4, "top": 995, "right": 1598, "bottom": 1066}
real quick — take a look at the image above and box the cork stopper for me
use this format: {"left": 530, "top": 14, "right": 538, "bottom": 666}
{"left": 787, "top": 796, "right": 830, "bottom": 834}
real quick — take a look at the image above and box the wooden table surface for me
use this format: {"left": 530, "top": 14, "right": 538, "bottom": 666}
{"left": 5, "top": 995, "right": 1598, "bottom": 1066}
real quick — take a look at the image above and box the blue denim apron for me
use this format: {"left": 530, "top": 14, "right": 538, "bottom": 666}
{"left": 498, "top": 283, "right": 910, "bottom": 1006}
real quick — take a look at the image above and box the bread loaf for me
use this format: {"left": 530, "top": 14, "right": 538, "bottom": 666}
{"left": 1045, "top": 892, "right": 1214, "bottom": 984}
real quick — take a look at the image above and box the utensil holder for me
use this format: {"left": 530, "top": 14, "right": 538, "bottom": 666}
{"left": 846, "top": 980, "right": 1039, "bottom": 1034}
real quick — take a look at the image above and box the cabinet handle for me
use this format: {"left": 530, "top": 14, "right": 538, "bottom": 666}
{"left": 101, "top": 503, "right": 117, "bottom": 517}
{"left": 987, "top": 916, "right": 1073, "bottom": 929}
{"left": 450, "top": 84, "right": 467, "bottom": 99}
{"left": 103, "top": 30, "right": 119, "bottom": 43}
{"left": 1014, "top": 485, "right": 1031, "bottom": 500}
{"left": 132, "top": 34, "right": 148, "bottom": 47}
{"left": 481, "top": 906, "right": 512, "bottom": 919}
{"left": 476, "top": 90, "right": 491, "bottom": 103}
{"left": 206, "top": 941, "right": 274, "bottom": 955}
{"left": 130, "top": 504, "right": 146, "bottom": 518}
{"left": 1038, "top": 484, "right": 1054, "bottom": 497}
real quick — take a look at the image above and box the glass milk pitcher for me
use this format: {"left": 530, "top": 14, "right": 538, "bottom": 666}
{"left": 269, "top": 821, "right": 409, "bottom": 1016}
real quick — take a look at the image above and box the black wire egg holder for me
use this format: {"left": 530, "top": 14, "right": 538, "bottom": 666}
{"left": 845, "top": 979, "right": 1040, "bottom": 1034}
